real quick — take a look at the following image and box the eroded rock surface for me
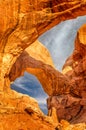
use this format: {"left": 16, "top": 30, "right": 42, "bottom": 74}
{"left": 9, "top": 50, "right": 71, "bottom": 96}
{"left": 26, "top": 40, "right": 55, "bottom": 68}
{"left": 1, "top": 0, "right": 86, "bottom": 129}
{"left": 0, "top": 90, "right": 57, "bottom": 130}
{"left": 0, "top": 0, "right": 86, "bottom": 91}
{"left": 10, "top": 24, "right": 86, "bottom": 125}
{"left": 47, "top": 24, "right": 86, "bottom": 124}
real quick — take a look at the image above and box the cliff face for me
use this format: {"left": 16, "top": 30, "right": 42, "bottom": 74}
{"left": 0, "top": 0, "right": 86, "bottom": 91}
{"left": 10, "top": 24, "right": 86, "bottom": 124}
{"left": 0, "top": 90, "right": 57, "bottom": 130}
{"left": 0, "top": 40, "right": 58, "bottom": 130}
{"left": 1, "top": 0, "right": 86, "bottom": 129}
{"left": 46, "top": 24, "right": 86, "bottom": 124}
{"left": 9, "top": 24, "right": 86, "bottom": 129}
{"left": 62, "top": 24, "right": 86, "bottom": 123}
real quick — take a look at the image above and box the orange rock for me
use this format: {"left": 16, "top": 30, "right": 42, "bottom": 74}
{"left": 61, "top": 24, "right": 86, "bottom": 123}
{"left": 26, "top": 40, "right": 55, "bottom": 68}
{"left": 0, "top": 0, "right": 86, "bottom": 91}
{"left": 63, "top": 24, "right": 86, "bottom": 98}
{"left": 0, "top": 0, "right": 86, "bottom": 129}
{"left": 9, "top": 24, "right": 86, "bottom": 125}
{"left": 9, "top": 50, "right": 71, "bottom": 96}
{"left": 0, "top": 90, "right": 56, "bottom": 130}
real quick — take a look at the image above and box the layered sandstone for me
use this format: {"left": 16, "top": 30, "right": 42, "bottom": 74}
{"left": 10, "top": 49, "right": 72, "bottom": 96}
{"left": 0, "top": 0, "right": 86, "bottom": 129}
{"left": 0, "top": 90, "right": 58, "bottom": 130}
{"left": 46, "top": 24, "right": 86, "bottom": 124}
{"left": 0, "top": 0, "right": 86, "bottom": 91}
{"left": 5, "top": 40, "right": 60, "bottom": 129}
{"left": 63, "top": 24, "right": 86, "bottom": 99}
{"left": 26, "top": 40, "right": 55, "bottom": 68}
{"left": 61, "top": 24, "right": 86, "bottom": 123}
{"left": 10, "top": 24, "right": 86, "bottom": 125}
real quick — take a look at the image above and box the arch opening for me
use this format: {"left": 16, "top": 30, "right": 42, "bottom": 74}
{"left": 11, "top": 72, "right": 48, "bottom": 114}
{"left": 10, "top": 15, "right": 86, "bottom": 120}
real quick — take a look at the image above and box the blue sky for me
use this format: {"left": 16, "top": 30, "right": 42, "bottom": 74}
{"left": 11, "top": 72, "right": 48, "bottom": 114}
{"left": 39, "top": 15, "right": 86, "bottom": 70}
{"left": 11, "top": 15, "right": 86, "bottom": 114}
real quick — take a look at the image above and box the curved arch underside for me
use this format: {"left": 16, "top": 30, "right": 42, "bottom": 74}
{"left": 9, "top": 50, "right": 71, "bottom": 96}
{"left": 9, "top": 23, "right": 86, "bottom": 123}
{"left": 0, "top": 0, "right": 86, "bottom": 90}
{"left": 0, "top": 0, "right": 86, "bottom": 126}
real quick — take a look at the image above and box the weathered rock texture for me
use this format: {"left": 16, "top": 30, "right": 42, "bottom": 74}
{"left": 10, "top": 50, "right": 71, "bottom": 96}
{"left": 0, "top": 90, "right": 58, "bottom": 130}
{"left": 2, "top": 35, "right": 60, "bottom": 130}
{"left": 46, "top": 23, "right": 86, "bottom": 125}
{"left": 0, "top": 0, "right": 86, "bottom": 91}
{"left": 26, "top": 40, "right": 55, "bottom": 68}
{"left": 10, "top": 24, "right": 86, "bottom": 126}
{"left": 62, "top": 24, "right": 86, "bottom": 123}
{"left": 1, "top": 0, "right": 86, "bottom": 129}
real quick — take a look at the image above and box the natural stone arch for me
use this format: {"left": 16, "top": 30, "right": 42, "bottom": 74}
{"left": 0, "top": 0, "right": 86, "bottom": 91}
{"left": 9, "top": 23, "right": 86, "bottom": 123}
{"left": 9, "top": 50, "right": 72, "bottom": 96}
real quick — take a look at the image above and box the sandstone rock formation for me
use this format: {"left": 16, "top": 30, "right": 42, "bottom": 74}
{"left": 10, "top": 24, "right": 86, "bottom": 125}
{"left": 0, "top": 41, "right": 58, "bottom": 130}
{"left": 0, "top": 0, "right": 86, "bottom": 92}
{"left": 26, "top": 40, "right": 55, "bottom": 68}
{"left": 0, "top": 90, "right": 58, "bottom": 130}
{"left": 10, "top": 50, "right": 71, "bottom": 96}
{"left": 62, "top": 24, "right": 86, "bottom": 123}
{"left": 47, "top": 23, "right": 86, "bottom": 124}
{"left": 1, "top": 0, "right": 86, "bottom": 129}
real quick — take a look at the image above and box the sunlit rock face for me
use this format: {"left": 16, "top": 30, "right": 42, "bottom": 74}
{"left": 0, "top": 0, "right": 86, "bottom": 91}
{"left": 0, "top": 90, "right": 56, "bottom": 130}
{"left": 1, "top": 0, "right": 86, "bottom": 129}
{"left": 25, "top": 40, "right": 55, "bottom": 68}
{"left": 11, "top": 40, "right": 54, "bottom": 114}
{"left": 11, "top": 16, "right": 86, "bottom": 116}
{"left": 10, "top": 45, "right": 71, "bottom": 96}
{"left": 10, "top": 24, "right": 86, "bottom": 124}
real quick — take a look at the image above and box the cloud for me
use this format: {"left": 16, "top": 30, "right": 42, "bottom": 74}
{"left": 11, "top": 72, "right": 48, "bottom": 114}
{"left": 35, "top": 96, "right": 48, "bottom": 114}
{"left": 39, "top": 15, "right": 86, "bottom": 71}
{"left": 12, "top": 82, "right": 33, "bottom": 93}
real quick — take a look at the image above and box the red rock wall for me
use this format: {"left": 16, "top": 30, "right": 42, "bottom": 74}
{"left": 49, "top": 24, "right": 86, "bottom": 123}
